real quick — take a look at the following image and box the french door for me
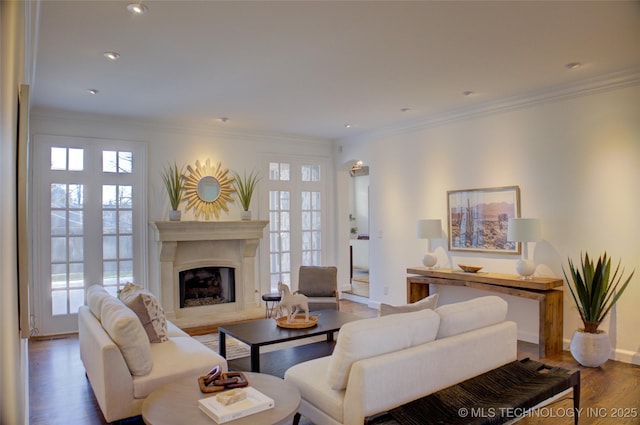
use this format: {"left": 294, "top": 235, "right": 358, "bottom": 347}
{"left": 263, "top": 157, "right": 330, "bottom": 293}
{"left": 32, "top": 135, "right": 147, "bottom": 335}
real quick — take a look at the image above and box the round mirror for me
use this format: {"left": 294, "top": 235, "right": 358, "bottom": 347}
{"left": 197, "top": 176, "right": 220, "bottom": 202}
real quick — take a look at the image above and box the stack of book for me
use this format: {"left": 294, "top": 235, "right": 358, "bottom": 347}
{"left": 198, "top": 387, "right": 275, "bottom": 423}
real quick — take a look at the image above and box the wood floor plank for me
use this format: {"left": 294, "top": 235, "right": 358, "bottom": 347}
{"left": 29, "top": 300, "right": 640, "bottom": 425}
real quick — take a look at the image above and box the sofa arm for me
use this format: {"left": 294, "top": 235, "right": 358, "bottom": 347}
{"left": 343, "top": 321, "right": 518, "bottom": 425}
{"left": 78, "top": 306, "right": 137, "bottom": 422}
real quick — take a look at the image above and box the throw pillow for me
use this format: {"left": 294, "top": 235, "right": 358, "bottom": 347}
{"left": 86, "top": 284, "right": 111, "bottom": 320}
{"left": 118, "top": 282, "right": 169, "bottom": 343}
{"left": 379, "top": 293, "right": 439, "bottom": 316}
{"left": 100, "top": 296, "right": 153, "bottom": 376}
{"left": 435, "top": 296, "right": 508, "bottom": 339}
{"left": 326, "top": 308, "right": 440, "bottom": 390}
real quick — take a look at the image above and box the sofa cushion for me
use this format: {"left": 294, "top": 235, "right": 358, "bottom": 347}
{"left": 100, "top": 296, "right": 153, "bottom": 376}
{"left": 86, "top": 284, "right": 111, "bottom": 319}
{"left": 118, "top": 282, "right": 168, "bottom": 343}
{"left": 326, "top": 308, "right": 440, "bottom": 390}
{"left": 132, "top": 336, "right": 227, "bottom": 399}
{"left": 435, "top": 296, "right": 508, "bottom": 339}
{"left": 379, "top": 293, "right": 439, "bottom": 316}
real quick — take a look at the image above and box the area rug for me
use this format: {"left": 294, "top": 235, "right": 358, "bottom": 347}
{"left": 193, "top": 332, "right": 327, "bottom": 360}
{"left": 193, "top": 333, "right": 250, "bottom": 360}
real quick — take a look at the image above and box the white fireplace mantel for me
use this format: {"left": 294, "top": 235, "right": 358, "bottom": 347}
{"left": 150, "top": 220, "right": 269, "bottom": 328}
{"left": 151, "top": 220, "right": 269, "bottom": 243}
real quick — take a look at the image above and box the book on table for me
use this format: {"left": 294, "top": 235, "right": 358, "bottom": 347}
{"left": 198, "top": 386, "right": 275, "bottom": 424}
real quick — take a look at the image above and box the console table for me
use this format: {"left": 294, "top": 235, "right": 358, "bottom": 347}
{"left": 406, "top": 267, "right": 563, "bottom": 357}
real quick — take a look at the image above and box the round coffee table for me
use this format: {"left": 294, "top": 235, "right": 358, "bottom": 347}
{"left": 142, "top": 372, "right": 300, "bottom": 425}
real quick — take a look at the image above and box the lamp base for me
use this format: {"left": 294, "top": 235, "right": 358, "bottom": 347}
{"left": 422, "top": 253, "right": 437, "bottom": 269}
{"left": 515, "top": 259, "right": 535, "bottom": 279}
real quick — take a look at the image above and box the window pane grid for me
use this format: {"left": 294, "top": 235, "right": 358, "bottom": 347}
{"left": 301, "top": 190, "right": 321, "bottom": 266}
{"left": 102, "top": 183, "right": 133, "bottom": 292}
{"left": 49, "top": 181, "right": 85, "bottom": 315}
{"left": 269, "top": 188, "right": 291, "bottom": 291}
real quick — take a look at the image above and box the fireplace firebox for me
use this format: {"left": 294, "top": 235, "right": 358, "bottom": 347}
{"left": 179, "top": 266, "right": 235, "bottom": 308}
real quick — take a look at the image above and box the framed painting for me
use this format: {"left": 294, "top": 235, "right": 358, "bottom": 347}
{"left": 447, "top": 186, "right": 521, "bottom": 254}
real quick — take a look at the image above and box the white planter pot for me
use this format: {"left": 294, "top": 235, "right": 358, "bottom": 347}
{"left": 240, "top": 210, "right": 252, "bottom": 221}
{"left": 168, "top": 210, "right": 181, "bottom": 221}
{"left": 569, "top": 329, "right": 611, "bottom": 367}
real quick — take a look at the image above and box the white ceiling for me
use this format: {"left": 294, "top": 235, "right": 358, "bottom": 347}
{"left": 30, "top": 1, "right": 640, "bottom": 141}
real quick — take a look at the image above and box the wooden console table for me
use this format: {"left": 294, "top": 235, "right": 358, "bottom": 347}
{"left": 407, "top": 267, "right": 563, "bottom": 357}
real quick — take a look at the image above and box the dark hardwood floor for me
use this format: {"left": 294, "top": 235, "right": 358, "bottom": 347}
{"left": 29, "top": 300, "right": 640, "bottom": 425}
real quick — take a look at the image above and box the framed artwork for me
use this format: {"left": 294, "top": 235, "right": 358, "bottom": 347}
{"left": 447, "top": 186, "right": 521, "bottom": 254}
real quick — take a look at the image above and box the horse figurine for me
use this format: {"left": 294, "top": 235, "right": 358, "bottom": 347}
{"left": 276, "top": 282, "right": 310, "bottom": 323}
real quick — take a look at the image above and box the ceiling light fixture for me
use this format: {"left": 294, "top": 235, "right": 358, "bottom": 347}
{"left": 103, "top": 52, "right": 120, "bottom": 60}
{"left": 400, "top": 107, "right": 411, "bottom": 112}
{"left": 462, "top": 91, "right": 475, "bottom": 97}
{"left": 218, "top": 117, "right": 229, "bottom": 123}
{"left": 344, "top": 124, "right": 352, "bottom": 128}
{"left": 87, "top": 89, "right": 99, "bottom": 95}
{"left": 565, "top": 62, "right": 582, "bottom": 70}
{"left": 127, "top": 3, "right": 148, "bottom": 15}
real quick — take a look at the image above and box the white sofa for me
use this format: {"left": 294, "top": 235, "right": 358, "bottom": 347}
{"left": 78, "top": 284, "right": 227, "bottom": 423}
{"left": 284, "top": 296, "right": 518, "bottom": 425}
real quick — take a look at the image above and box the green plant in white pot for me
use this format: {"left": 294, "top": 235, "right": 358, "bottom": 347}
{"left": 563, "top": 252, "right": 634, "bottom": 367}
{"left": 161, "top": 162, "right": 184, "bottom": 221}
{"left": 231, "top": 169, "right": 260, "bottom": 220}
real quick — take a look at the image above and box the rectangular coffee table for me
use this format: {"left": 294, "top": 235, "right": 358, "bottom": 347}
{"left": 218, "top": 310, "right": 362, "bottom": 376}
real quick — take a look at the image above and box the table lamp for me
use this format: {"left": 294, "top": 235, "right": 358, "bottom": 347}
{"left": 507, "top": 218, "right": 542, "bottom": 279}
{"left": 417, "top": 219, "right": 442, "bottom": 269}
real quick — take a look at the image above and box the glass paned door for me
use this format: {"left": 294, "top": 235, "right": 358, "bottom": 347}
{"left": 33, "top": 135, "right": 147, "bottom": 335}
{"left": 264, "top": 158, "right": 329, "bottom": 293}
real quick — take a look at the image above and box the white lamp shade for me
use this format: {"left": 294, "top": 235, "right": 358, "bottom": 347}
{"left": 507, "top": 218, "right": 542, "bottom": 242}
{"left": 416, "top": 219, "right": 442, "bottom": 239}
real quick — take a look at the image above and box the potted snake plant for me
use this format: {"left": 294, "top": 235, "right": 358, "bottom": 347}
{"left": 231, "top": 169, "right": 260, "bottom": 220}
{"left": 563, "top": 251, "right": 634, "bottom": 367}
{"left": 161, "top": 162, "right": 184, "bottom": 221}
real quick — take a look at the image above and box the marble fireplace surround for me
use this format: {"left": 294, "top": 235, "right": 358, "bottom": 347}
{"left": 151, "top": 220, "right": 269, "bottom": 328}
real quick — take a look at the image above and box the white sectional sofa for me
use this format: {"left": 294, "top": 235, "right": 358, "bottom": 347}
{"left": 78, "top": 284, "right": 227, "bottom": 423}
{"left": 285, "top": 295, "right": 518, "bottom": 425}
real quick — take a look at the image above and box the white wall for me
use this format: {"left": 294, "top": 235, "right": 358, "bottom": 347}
{"left": 1, "top": 1, "right": 29, "bottom": 423}
{"left": 338, "top": 80, "right": 640, "bottom": 364}
{"left": 30, "top": 111, "right": 336, "bottom": 301}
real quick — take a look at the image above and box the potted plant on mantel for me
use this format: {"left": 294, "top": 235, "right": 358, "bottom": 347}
{"left": 231, "top": 169, "right": 260, "bottom": 220}
{"left": 563, "top": 251, "right": 635, "bottom": 367}
{"left": 161, "top": 162, "right": 184, "bottom": 221}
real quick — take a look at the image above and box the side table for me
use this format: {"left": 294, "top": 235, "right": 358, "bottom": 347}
{"left": 142, "top": 372, "right": 300, "bottom": 425}
{"left": 261, "top": 292, "right": 281, "bottom": 318}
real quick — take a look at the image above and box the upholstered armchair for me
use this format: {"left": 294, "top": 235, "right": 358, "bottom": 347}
{"left": 297, "top": 266, "right": 339, "bottom": 311}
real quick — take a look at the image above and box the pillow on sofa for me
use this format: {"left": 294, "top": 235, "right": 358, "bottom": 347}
{"left": 435, "top": 296, "right": 508, "bottom": 339}
{"left": 379, "top": 293, "right": 439, "bottom": 316}
{"left": 118, "top": 282, "right": 168, "bottom": 343}
{"left": 326, "top": 308, "right": 440, "bottom": 390}
{"left": 100, "top": 296, "right": 153, "bottom": 375}
{"left": 86, "top": 284, "right": 111, "bottom": 320}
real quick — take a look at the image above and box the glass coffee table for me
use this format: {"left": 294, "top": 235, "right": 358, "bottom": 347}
{"left": 218, "top": 309, "right": 362, "bottom": 377}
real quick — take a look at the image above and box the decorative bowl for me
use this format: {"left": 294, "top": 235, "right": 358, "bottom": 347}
{"left": 458, "top": 264, "right": 483, "bottom": 273}
{"left": 276, "top": 315, "right": 318, "bottom": 329}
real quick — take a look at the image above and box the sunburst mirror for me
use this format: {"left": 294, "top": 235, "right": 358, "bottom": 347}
{"left": 183, "top": 159, "right": 235, "bottom": 219}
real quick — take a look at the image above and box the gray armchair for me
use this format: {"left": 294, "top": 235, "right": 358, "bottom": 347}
{"left": 297, "top": 266, "right": 339, "bottom": 311}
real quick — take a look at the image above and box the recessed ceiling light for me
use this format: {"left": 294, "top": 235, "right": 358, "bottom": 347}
{"left": 218, "top": 117, "right": 229, "bottom": 123}
{"left": 344, "top": 123, "right": 353, "bottom": 128}
{"left": 462, "top": 91, "right": 475, "bottom": 97}
{"left": 87, "top": 89, "right": 99, "bottom": 95}
{"left": 400, "top": 107, "right": 411, "bottom": 113}
{"left": 104, "top": 52, "right": 121, "bottom": 61}
{"left": 565, "top": 62, "right": 582, "bottom": 70}
{"left": 127, "top": 3, "right": 148, "bottom": 15}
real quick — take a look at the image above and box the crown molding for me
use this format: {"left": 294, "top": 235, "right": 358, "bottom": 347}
{"left": 30, "top": 107, "right": 333, "bottom": 146}
{"left": 341, "top": 68, "right": 640, "bottom": 144}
